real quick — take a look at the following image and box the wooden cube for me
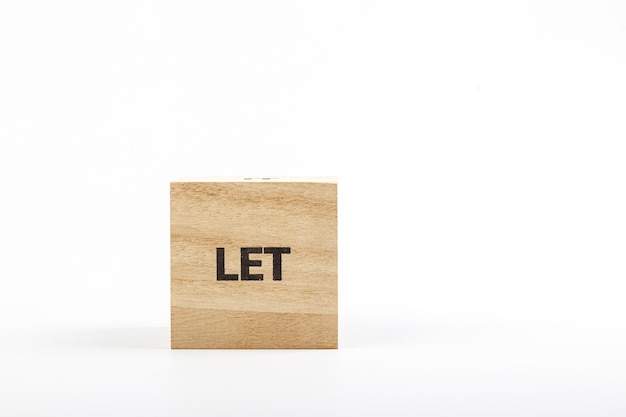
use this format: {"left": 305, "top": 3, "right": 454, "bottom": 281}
{"left": 170, "top": 177, "right": 337, "bottom": 349}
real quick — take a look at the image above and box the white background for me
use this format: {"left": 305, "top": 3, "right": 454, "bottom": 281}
{"left": 1, "top": 1, "right": 625, "bottom": 415}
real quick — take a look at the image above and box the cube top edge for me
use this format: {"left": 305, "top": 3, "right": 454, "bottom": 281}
{"left": 171, "top": 176, "right": 337, "bottom": 184}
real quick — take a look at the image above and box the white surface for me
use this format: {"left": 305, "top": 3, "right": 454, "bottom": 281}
{"left": 1, "top": 1, "right": 626, "bottom": 415}
{"left": 172, "top": 176, "right": 337, "bottom": 182}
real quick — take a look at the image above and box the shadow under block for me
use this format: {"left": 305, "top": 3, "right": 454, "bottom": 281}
{"left": 170, "top": 177, "right": 337, "bottom": 349}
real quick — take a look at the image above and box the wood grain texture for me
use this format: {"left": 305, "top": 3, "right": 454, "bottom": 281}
{"left": 170, "top": 178, "right": 337, "bottom": 349}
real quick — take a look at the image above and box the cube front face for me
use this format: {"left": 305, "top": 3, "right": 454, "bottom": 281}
{"left": 170, "top": 178, "right": 337, "bottom": 349}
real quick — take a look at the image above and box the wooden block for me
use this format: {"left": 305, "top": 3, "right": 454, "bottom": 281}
{"left": 170, "top": 177, "right": 338, "bottom": 349}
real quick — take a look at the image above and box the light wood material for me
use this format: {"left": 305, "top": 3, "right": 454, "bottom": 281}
{"left": 171, "top": 177, "right": 337, "bottom": 349}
